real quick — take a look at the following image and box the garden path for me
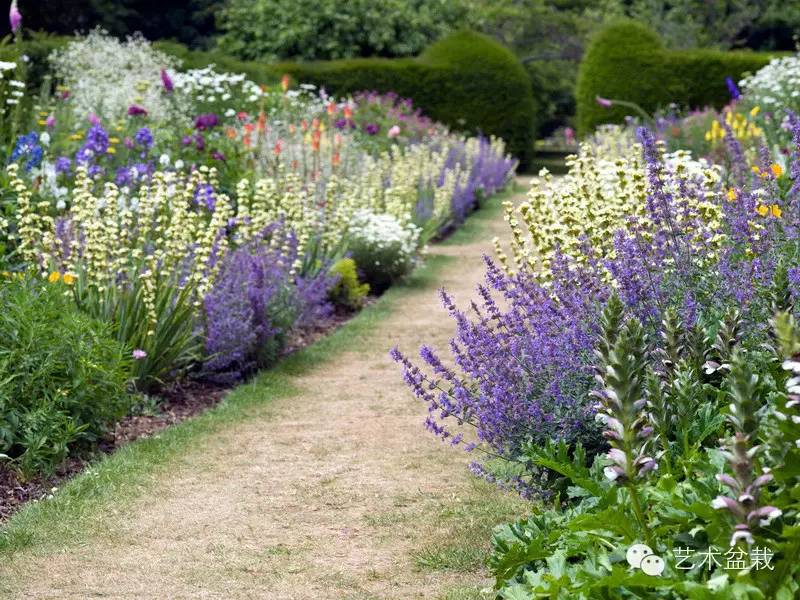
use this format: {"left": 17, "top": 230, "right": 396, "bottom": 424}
{"left": 1, "top": 180, "right": 530, "bottom": 599}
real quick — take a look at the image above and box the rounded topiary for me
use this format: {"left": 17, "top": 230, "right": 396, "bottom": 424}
{"left": 275, "top": 31, "right": 538, "bottom": 168}
{"left": 576, "top": 19, "right": 666, "bottom": 136}
{"left": 419, "top": 31, "right": 538, "bottom": 169}
{"left": 576, "top": 19, "right": 773, "bottom": 136}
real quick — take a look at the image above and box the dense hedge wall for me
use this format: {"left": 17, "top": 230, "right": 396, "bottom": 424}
{"left": 276, "top": 31, "right": 538, "bottom": 167}
{"left": 576, "top": 20, "right": 774, "bottom": 135}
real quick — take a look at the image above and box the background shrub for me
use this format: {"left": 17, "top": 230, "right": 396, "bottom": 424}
{"left": 576, "top": 19, "right": 774, "bottom": 135}
{"left": 216, "top": 0, "right": 467, "bottom": 61}
{"left": 277, "top": 31, "right": 538, "bottom": 167}
{"left": 0, "top": 276, "right": 131, "bottom": 476}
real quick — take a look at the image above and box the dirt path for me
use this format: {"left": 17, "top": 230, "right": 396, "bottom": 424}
{"left": 1, "top": 182, "right": 529, "bottom": 599}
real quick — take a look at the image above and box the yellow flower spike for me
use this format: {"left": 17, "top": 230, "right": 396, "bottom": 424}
{"left": 37, "top": 119, "right": 47, "bottom": 126}
{"left": 62, "top": 273, "right": 76, "bottom": 285}
{"left": 771, "top": 204, "right": 782, "bottom": 218}
{"left": 756, "top": 204, "right": 769, "bottom": 217}
{"left": 726, "top": 188, "right": 737, "bottom": 202}
{"left": 771, "top": 163, "right": 783, "bottom": 178}
{"left": 109, "top": 137, "right": 120, "bottom": 144}
{"left": 750, "top": 106, "right": 760, "bottom": 117}
{"left": 48, "top": 271, "right": 61, "bottom": 283}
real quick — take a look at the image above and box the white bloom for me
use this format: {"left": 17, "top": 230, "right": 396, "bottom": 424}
{"left": 159, "top": 154, "right": 170, "bottom": 167}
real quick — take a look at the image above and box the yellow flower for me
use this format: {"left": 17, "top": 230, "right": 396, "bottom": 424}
{"left": 771, "top": 163, "right": 783, "bottom": 178}
{"left": 62, "top": 273, "right": 76, "bottom": 285}
{"left": 109, "top": 137, "right": 120, "bottom": 144}
{"left": 771, "top": 204, "right": 782, "bottom": 218}
{"left": 750, "top": 106, "right": 760, "bottom": 117}
{"left": 752, "top": 166, "right": 761, "bottom": 174}
{"left": 726, "top": 188, "right": 737, "bottom": 202}
{"left": 37, "top": 119, "right": 47, "bottom": 126}
{"left": 107, "top": 147, "right": 116, "bottom": 154}
{"left": 48, "top": 271, "right": 61, "bottom": 283}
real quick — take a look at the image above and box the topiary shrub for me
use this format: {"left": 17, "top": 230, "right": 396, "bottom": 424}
{"left": 275, "top": 31, "right": 538, "bottom": 168}
{"left": 576, "top": 19, "right": 774, "bottom": 135}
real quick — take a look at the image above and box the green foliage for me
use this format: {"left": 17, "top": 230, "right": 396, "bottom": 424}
{"left": 278, "top": 31, "right": 537, "bottom": 166}
{"left": 576, "top": 19, "right": 774, "bottom": 135}
{"left": 0, "top": 275, "right": 131, "bottom": 476}
{"left": 328, "top": 258, "right": 370, "bottom": 310}
{"left": 490, "top": 305, "right": 800, "bottom": 598}
{"left": 71, "top": 273, "right": 201, "bottom": 393}
{"left": 216, "top": 0, "right": 468, "bottom": 61}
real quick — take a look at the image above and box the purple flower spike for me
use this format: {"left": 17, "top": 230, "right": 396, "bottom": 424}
{"left": 9, "top": 0, "right": 21, "bottom": 33}
{"left": 128, "top": 105, "right": 148, "bottom": 117}
{"left": 725, "top": 76, "right": 741, "bottom": 101}
{"left": 596, "top": 96, "right": 613, "bottom": 108}
{"left": 160, "top": 68, "right": 174, "bottom": 93}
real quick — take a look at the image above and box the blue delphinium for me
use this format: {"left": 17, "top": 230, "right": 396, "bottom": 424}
{"left": 10, "top": 132, "right": 43, "bottom": 172}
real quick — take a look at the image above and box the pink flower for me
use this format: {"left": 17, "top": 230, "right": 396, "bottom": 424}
{"left": 160, "top": 69, "right": 174, "bottom": 93}
{"left": 9, "top": 0, "right": 21, "bottom": 34}
{"left": 596, "top": 96, "right": 613, "bottom": 108}
{"left": 45, "top": 115, "right": 55, "bottom": 128}
{"left": 88, "top": 113, "right": 101, "bottom": 126}
{"left": 387, "top": 125, "right": 401, "bottom": 138}
{"left": 132, "top": 349, "right": 147, "bottom": 360}
{"left": 564, "top": 127, "right": 575, "bottom": 145}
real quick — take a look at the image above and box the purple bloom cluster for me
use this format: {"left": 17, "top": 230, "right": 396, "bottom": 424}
{"left": 202, "top": 223, "right": 335, "bottom": 383}
{"left": 395, "top": 118, "right": 800, "bottom": 496}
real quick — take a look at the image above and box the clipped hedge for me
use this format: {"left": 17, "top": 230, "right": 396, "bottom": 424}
{"left": 576, "top": 20, "right": 774, "bottom": 135}
{"left": 276, "top": 31, "right": 538, "bottom": 167}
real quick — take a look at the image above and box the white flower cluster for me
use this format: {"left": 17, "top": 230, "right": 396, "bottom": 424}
{"left": 740, "top": 54, "right": 800, "bottom": 115}
{"left": 49, "top": 29, "right": 179, "bottom": 123}
{"left": 172, "top": 66, "right": 263, "bottom": 119}
{"left": 0, "top": 61, "right": 24, "bottom": 110}
{"left": 349, "top": 208, "right": 421, "bottom": 258}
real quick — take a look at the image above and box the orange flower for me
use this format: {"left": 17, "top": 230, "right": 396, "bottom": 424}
{"left": 311, "top": 118, "right": 320, "bottom": 131}
{"left": 225, "top": 127, "right": 237, "bottom": 139}
{"left": 311, "top": 129, "right": 321, "bottom": 152}
{"left": 332, "top": 151, "right": 340, "bottom": 166}
{"left": 288, "top": 124, "right": 296, "bottom": 135}
{"left": 300, "top": 119, "right": 308, "bottom": 132}
{"left": 327, "top": 102, "right": 336, "bottom": 116}
{"left": 257, "top": 112, "right": 267, "bottom": 133}
{"left": 343, "top": 106, "right": 352, "bottom": 119}
{"left": 771, "top": 163, "right": 784, "bottom": 178}
{"left": 334, "top": 133, "right": 342, "bottom": 147}
{"left": 243, "top": 135, "right": 251, "bottom": 147}
{"left": 244, "top": 123, "right": 255, "bottom": 134}
{"left": 291, "top": 159, "right": 298, "bottom": 170}
{"left": 281, "top": 74, "right": 290, "bottom": 92}
{"left": 274, "top": 140, "right": 282, "bottom": 155}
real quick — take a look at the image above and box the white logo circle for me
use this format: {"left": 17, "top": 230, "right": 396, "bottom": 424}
{"left": 626, "top": 543, "right": 653, "bottom": 568}
{"left": 640, "top": 553, "right": 665, "bottom": 576}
